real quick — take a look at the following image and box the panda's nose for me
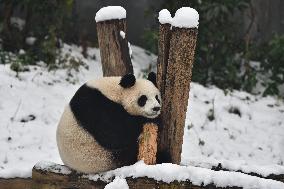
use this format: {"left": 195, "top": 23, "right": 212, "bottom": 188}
{"left": 152, "top": 107, "right": 160, "bottom": 112}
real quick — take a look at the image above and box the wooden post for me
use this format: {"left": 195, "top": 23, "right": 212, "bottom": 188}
{"left": 157, "top": 8, "right": 199, "bottom": 164}
{"left": 95, "top": 7, "right": 157, "bottom": 163}
{"left": 96, "top": 7, "right": 133, "bottom": 76}
{"left": 157, "top": 10, "right": 172, "bottom": 101}
{"left": 138, "top": 123, "right": 158, "bottom": 165}
{"left": 157, "top": 23, "right": 171, "bottom": 102}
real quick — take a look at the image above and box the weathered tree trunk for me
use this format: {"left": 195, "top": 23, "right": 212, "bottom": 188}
{"left": 157, "top": 23, "right": 171, "bottom": 102}
{"left": 31, "top": 162, "right": 284, "bottom": 188}
{"left": 158, "top": 27, "right": 198, "bottom": 164}
{"left": 138, "top": 123, "right": 158, "bottom": 165}
{"left": 96, "top": 19, "right": 133, "bottom": 76}
{"left": 30, "top": 163, "right": 210, "bottom": 189}
{"left": 0, "top": 178, "right": 32, "bottom": 189}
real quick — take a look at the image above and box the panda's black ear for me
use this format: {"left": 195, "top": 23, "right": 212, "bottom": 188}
{"left": 147, "top": 72, "right": 157, "bottom": 86}
{"left": 119, "top": 73, "right": 136, "bottom": 88}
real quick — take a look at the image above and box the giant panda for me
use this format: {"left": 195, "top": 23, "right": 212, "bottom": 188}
{"left": 56, "top": 72, "right": 161, "bottom": 173}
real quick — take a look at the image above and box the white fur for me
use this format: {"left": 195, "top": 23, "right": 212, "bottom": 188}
{"left": 57, "top": 106, "right": 116, "bottom": 173}
{"left": 86, "top": 77, "right": 161, "bottom": 118}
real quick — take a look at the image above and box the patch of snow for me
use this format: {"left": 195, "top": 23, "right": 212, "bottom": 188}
{"left": 95, "top": 6, "right": 126, "bottom": 23}
{"left": 10, "top": 17, "right": 25, "bottom": 31}
{"left": 172, "top": 7, "right": 199, "bottom": 28}
{"left": 158, "top": 9, "right": 172, "bottom": 24}
{"left": 128, "top": 42, "right": 132, "bottom": 57}
{"left": 183, "top": 157, "right": 284, "bottom": 177}
{"left": 19, "top": 49, "right": 25, "bottom": 55}
{"left": 104, "top": 177, "right": 129, "bottom": 189}
{"left": 25, "top": 37, "right": 37, "bottom": 46}
{"left": 34, "top": 161, "right": 71, "bottom": 175}
{"left": 88, "top": 161, "right": 284, "bottom": 189}
{"left": 120, "top": 31, "right": 126, "bottom": 39}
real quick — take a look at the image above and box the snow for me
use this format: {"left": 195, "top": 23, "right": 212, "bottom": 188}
{"left": 119, "top": 31, "right": 132, "bottom": 57}
{"left": 25, "top": 37, "right": 37, "bottom": 46}
{"left": 172, "top": 7, "right": 199, "bottom": 28}
{"left": 87, "top": 161, "right": 284, "bottom": 189}
{"left": 183, "top": 157, "right": 284, "bottom": 177}
{"left": 181, "top": 84, "right": 284, "bottom": 176}
{"left": 0, "top": 43, "right": 284, "bottom": 185}
{"left": 34, "top": 161, "right": 71, "bottom": 175}
{"left": 158, "top": 9, "right": 172, "bottom": 24}
{"left": 33, "top": 160, "right": 284, "bottom": 189}
{"left": 104, "top": 177, "right": 129, "bottom": 189}
{"left": 19, "top": 49, "right": 25, "bottom": 55}
{"left": 95, "top": 6, "right": 126, "bottom": 23}
{"left": 128, "top": 42, "right": 132, "bottom": 57}
{"left": 120, "top": 31, "right": 126, "bottom": 39}
{"left": 10, "top": 17, "right": 25, "bottom": 31}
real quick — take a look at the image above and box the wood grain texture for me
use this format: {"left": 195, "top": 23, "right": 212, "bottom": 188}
{"left": 158, "top": 27, "right": 198, "bottom": 164}
{"left": 0, "top": 178, "right": 32, "bottom": 189}
{"left": 157, "top": 23, "right": 171, "bottom": 102}
{"left": 96, "top": 19, "right": 133, "bottom": 76}
{"left": 138, "top": 123, "right": 158, "bottom": 165}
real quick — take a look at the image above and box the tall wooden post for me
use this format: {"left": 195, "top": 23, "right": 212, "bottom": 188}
{"left": 157, "top": 8, "right": 199, "bottom": 164}
{"left": 96, "top": 6, "right": 133, "bottom": 77}
{"left": 95, "top": 6, "right": 157, "bottom": 165}
{"left": 157, "top": 22, "right": 171, "bottom": 102}
{"left": 157, "top": 10, "right": 172, "bottom": 102}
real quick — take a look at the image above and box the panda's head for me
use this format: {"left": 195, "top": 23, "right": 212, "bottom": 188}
{"left": 119, "top": 72, "right": 161, "bottom": 119}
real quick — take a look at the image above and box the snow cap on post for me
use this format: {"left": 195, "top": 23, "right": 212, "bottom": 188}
{"left": 172, "top": 7, "right": 199, "bottom": 28}
{"left": 95, "top": 6, "right": 126, "bottom": 23}
{"left": 158, "top": 9, "right": 172, "bottom": 24}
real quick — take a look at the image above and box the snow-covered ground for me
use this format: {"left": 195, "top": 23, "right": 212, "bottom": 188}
{"left": 182, "top": 83, "right": 284, "bottom": 176}
{"left": 0, "top": 44, "right": 283, "bottom": 180}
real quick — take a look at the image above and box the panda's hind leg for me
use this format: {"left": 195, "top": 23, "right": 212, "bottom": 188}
{"left": 56, "top": 105, "right": 117, "bottom": 173}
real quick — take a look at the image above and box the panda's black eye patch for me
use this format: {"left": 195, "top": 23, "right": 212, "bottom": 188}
{"left": 138, "top": 95, "right": 147, "bottom": 107}
{"left": 155, "top": 95, "right": 160, "bottom": 104}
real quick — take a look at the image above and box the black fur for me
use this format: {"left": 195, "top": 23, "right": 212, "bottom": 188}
{"left": 147, "top": 72, "right": 157, "bottom": 87}
{"left": 155, "top": 95, "right": 160, "bottom": 104}
{"left": 137, "top": 95, "right": 147, "bottom": 107}
{"left": 69, "top": 84, "right": 159, "bottom": 166}
{"left": 119, "top": 73, "right": 136, "bottom": 88}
